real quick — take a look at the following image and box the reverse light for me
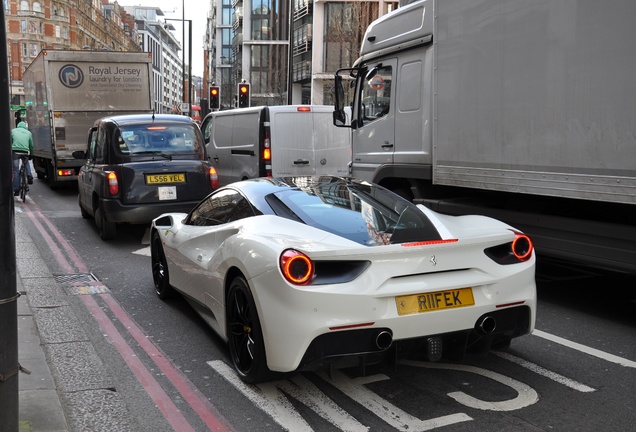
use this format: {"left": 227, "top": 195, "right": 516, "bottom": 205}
{"left": 280, "top": 249, "right": 314, "bottom": 285}
{"left": 107, "top": 171, "right": 119, "bottom": 196}
{"left": 209, "top": 166, "right": 219, "bottom": 189}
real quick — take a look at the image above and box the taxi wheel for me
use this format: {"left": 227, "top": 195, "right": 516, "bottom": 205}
{"left": 78, "top": 196, "right": 90, "bottom": 219}
{"left": 151, "top": 231, "right": 174, "bottom": 299}
{"left": 227, "top": 276, "right": 273, "bottom": 384}
{"left": 95, "top": 208, "right": 116, "bottom": 240}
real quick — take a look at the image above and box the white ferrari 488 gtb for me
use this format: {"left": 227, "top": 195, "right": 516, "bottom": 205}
{"left": 151, "top": 176, "right": 536, "bottom": 383}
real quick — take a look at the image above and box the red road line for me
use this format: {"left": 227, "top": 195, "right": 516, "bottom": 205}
{"left": 100, "top": 293, "right": 232, "bottom": 432}
{"left": 82, "top": 295, "right": 196, "bottom": 432}
{"left": 23, "top": 197, "right": 233, "bottom": 431}
{"left": 24, "top": 207, "right": 75, "bottom": 274}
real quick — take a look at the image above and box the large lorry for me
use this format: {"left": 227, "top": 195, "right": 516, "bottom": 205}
{"left": 23, "top": 50, "right": 153, "bottom": 187}
{"left": 333, "top": 0, "right": 636, "bottom": 274}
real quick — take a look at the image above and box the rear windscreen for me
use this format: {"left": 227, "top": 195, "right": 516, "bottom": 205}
{"left": 115, "top": 124, "right": 204, "bottom": 157}
{"left": 266, "top": 181, "right": 442, "bottom": 246}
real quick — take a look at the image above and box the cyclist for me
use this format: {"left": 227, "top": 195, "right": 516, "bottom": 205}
{"left": 12, "top": 121, "right": 34, "bottom": 196}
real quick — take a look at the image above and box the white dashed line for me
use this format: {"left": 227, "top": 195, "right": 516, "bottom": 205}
{"left": 533, "top": 329, "right": 636, "bottom": 369}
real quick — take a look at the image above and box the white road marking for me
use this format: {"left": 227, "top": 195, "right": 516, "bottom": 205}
{"left": 319, "top": 369, "right": 472, "bottom": 431}
{"left": 493, "top": 351, "right": 595, "bottom": 392}
{"left": 133, "top": 246, "right": 151, "bottom": 256}
{"left": 533, "top": 329, "right": 636, "bottom": 369}
{"left": 209, "top": 360, "right": 472, "bottom": 431}
{"left": 400, "top": 360, "right": 538, "bottom": 412}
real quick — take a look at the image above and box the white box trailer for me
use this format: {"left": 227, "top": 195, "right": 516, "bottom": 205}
{"left": 23, "top": 50, "right": 153, "bottom": 186}
{"left": 201, "top": 105, "right": 350, "bottom": 186}
{"left": 333, "top": 0, "right": 636, "bottom": 273}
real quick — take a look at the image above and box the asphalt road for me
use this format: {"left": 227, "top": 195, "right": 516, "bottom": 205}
{"left": 17, "top": 179, "right": 636, "bottom": 431}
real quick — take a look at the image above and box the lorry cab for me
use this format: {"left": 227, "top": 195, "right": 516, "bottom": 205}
{"left": 200, "top": 105, "right": 350, "bottom": 187}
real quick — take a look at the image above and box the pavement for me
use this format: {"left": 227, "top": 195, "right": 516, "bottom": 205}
{"left": 15, "top": 209, "right": 134, "bottom": 432}
{"left": 16, "top": 213, "right": 69, "bottom": 432}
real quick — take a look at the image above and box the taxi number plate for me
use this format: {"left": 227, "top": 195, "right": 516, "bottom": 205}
{"left": 146, "top": 173, "right": 185, "bottom": 184}
{"left": 395, "top": 287, "right": 475, "bottom": 316}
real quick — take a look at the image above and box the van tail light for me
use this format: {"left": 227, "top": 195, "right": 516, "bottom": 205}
{"left": 280, "top": 249, "right": 314, "bottom": 285}
{"left": 262, "top": 129, "right": 272, "bottom": 177}
{"left": 209, "top": 166, "right": 219, "bottom": 189}
{"left": 484, "top": 230, "right": 534, "bottom": 265}
{"left": 263, "top": 131, "right": 271, "bottom": 161}
{"left": 107, "top": 171, "right": 119, "bottom": 196}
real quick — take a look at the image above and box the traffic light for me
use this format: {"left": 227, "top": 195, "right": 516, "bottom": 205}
{"left": 238, "top": 82, "right": 250, "bottom": 108}
{"left": 209, "top": 85, "right": 220, "bottom": 110}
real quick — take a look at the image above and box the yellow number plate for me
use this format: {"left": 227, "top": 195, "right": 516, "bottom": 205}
{"left": 146, "top": 173, "right": 185, "bottom": 184}
{"left": 396, "top": 287, "right": 475, "bottom": 316}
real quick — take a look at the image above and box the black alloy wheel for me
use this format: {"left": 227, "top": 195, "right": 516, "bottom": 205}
{"left": 227, "top": 276, "right": 272, "bottom": 384}
{"left": 151, "top": 231, "right": 174, "bottom": 299}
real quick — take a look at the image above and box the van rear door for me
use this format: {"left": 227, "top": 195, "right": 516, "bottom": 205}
{"left": 311, "top": 106, "right": 350, "bottom": 176}
{"left": 269, "top": 106, "right": 318, "bottom": 176}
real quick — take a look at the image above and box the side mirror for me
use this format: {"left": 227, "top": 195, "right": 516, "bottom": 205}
{"left": 333, "top": 74, "right": 351, "bottom": 128}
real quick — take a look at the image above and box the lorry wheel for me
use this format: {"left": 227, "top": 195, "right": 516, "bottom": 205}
{"left": 36, "top": 171, "right": 45, "bottom": 180}
{"left": 46, "top": 164, "right": 59, "bottom": 189}
{"left": 95, "top": 208, "right": 116, "bottom": 240}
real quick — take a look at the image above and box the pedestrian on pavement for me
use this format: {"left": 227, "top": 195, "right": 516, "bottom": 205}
{"left": 12, "top": 121, "right": 34, "bottom": 196}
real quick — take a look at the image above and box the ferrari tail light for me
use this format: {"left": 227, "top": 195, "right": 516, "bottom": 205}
{"left": 511, "top": 232, "right": 533, "bottom": 261}
{"left": 484, "top": 230, "right": 534, "bottom": 265}
{"left": 107, "top": 171, "right": 119, "bottom": 196}
{"left": 209, "top": 166, "right": 219, "bottom": 189}
{"left": 280, "top": 249, "right": 314, "bottom": 285}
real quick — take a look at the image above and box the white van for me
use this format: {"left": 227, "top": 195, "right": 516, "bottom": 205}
{"left": 200, "top": 105, "right": 350, "bottom": 186}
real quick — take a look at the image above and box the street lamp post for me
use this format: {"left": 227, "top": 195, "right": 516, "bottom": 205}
{"left": 165, "top": 17, "right": 192, "bottom": 114}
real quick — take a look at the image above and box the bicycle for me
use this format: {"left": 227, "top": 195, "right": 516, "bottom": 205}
{"left": 15, "top": 151, "right": 29, "bottom": 203}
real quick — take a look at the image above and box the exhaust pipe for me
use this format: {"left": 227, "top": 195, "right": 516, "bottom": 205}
{"left": 375, "top": 331, "right": 393, "bottom": 350}
{"left": 478, "top": 316, "right": 497, "bottom": 334}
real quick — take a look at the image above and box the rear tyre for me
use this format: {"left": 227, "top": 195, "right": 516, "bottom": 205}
{"left": 20, "top": 168, "right": 27, "bottom": 203}
{"left": 95, "top": 208, "right": 116, "bottom": 240}
{"left": 227, "top": 276, "right": 272, "bottom": 384}
{"left": 151, "top": 231, "right": 174, "bottom": 299}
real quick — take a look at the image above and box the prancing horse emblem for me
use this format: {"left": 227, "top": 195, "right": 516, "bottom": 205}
{"left": 430, "top": 255, "right": 437, "bottom": 266}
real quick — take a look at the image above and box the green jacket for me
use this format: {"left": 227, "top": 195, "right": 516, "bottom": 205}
{"left": 11, "top": 121, "right": 34, "bottom": 155}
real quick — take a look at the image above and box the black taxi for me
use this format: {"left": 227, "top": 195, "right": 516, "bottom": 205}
{"left": 74, "top": 114, "right": 218, "bottom": 240}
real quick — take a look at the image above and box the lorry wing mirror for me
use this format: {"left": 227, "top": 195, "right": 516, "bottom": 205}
{"left": 334, "top": 74, "right": 345, "bottom": 112}
{"left": 333, "top": 74, "right": 352, "bottom": 129}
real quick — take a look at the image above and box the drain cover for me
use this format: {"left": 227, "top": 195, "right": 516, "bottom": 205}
{"left": 55, "top": 273, "right": 110, "bottom": 295}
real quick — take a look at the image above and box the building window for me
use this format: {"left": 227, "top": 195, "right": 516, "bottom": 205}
{"left": 33, "top": 1, "right": 41, "bottom": 12}
{"left": 30, "top": 43, "right": 38, "bottom": 57}
{"left": 55, "top": 25, "right": 60, "bottom": 38}
{"left": 22, "top": 43, "right": 28, "bottom": 57}
{"left": 4, "top": 0, "right": 8, "bottom": 12}
{"left": 21, "top": 20, "right": 27, "bottom": 33}
{"left": 20, "top": 0, "right": 28, "bottom": 11}
{"left": 324, "top": 3, "right": 378, "bottom": 72}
